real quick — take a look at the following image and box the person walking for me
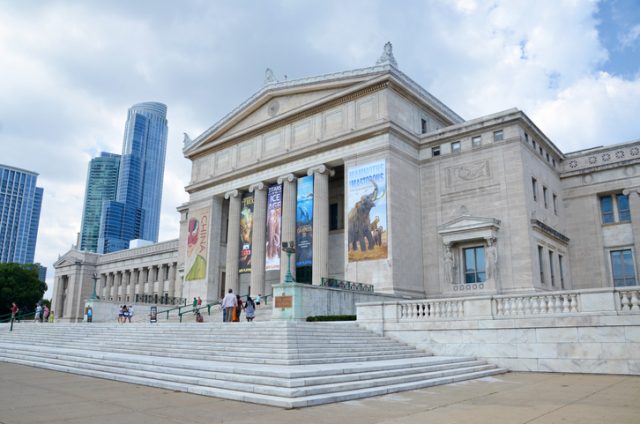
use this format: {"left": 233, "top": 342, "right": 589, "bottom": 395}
{"left": 43, "top": 305, "right": 50, "bottom": 323}
{"left": 192, "top": 297, "right": 198, "bottom": 313}
{"left": 127, "top": 305, "right": 134, "bottom": 323}
{"left": 35, "top": 303, "right": 43, "bottom": 323}
{"left": 233, "top": 294, "right": 243, "bottom": 322}
{"left": 255, "top": 294, "right": 261, "bottom": 308}
{"left": 10, "top": 302, "right": 18, "bottom": 322}
{"left": 48, "top": 311, "right": 54, "bottom": 323}
{"left": 245, "top": 296, "right": 256, "bottom": 322}
{"left": 197, "top": 296, "right": 202, "bottom": 306}
{"left": 221, "top": 289, "right": 237, "bottom": 322}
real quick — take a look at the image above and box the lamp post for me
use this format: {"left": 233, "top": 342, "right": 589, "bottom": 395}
{"left": 90, "top": 272, "right": 98, "bottom": 300}
{"left": 282, "top": 241, "right": 296, "bottom": 284}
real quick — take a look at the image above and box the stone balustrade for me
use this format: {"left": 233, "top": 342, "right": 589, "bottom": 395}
{"left": 356, "top": 287, "right": 640, "bottom": 375}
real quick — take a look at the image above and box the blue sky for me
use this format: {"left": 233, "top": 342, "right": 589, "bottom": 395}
{"left": 596, "top": 0, "right": 640, "bottom": 78}
{"left": 0, "top": 0, "right": 638, "bottom": 296}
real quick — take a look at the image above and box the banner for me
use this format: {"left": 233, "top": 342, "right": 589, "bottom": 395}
{"left": 265, "top": 184, "right": 282, "bottom": 271}
{"left": 184, "top": 207, "right": 209, "bottom": 281}
{"left": 347, "top": 159, "right": 388, "bottom": 262}
{"left": 295, "top": 175, "right": 314, "bottom": 267}
{"left": 239, "top": 193, "right": 254, "bottom": 274}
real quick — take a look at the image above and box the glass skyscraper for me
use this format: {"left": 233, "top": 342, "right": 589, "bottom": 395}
{"left": 79, "top": 153, "right": 121, "bottom": 252}
{"left": 97, "top": 102, "right": 168, "bottom": 254}
{"left": 0, "top": 164, "right": 44, "bottom": 264}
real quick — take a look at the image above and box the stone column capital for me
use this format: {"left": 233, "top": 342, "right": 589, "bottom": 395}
{"left": 249, "top": 182, "right": 266, "bottom": 193}
{"left": 307, "top": 164, "right": 335, "bottom": 177}
{"left": 224, "top": 189, "right": 240, "bottom": 199}
{"left": 277, "top": 173, "right": 296, "bottom": 184}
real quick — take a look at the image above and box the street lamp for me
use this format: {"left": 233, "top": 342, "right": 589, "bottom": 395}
{"left": 282, "top": 241, "right": 296, "bottom": 284}
{"left": 90, "top": 272, "right": 98, "bottom": 300}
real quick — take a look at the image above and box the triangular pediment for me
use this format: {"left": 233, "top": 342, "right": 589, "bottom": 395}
{"left": 184, "top": 69, "right": 388, "bottom": 156}
{"left": 53, "top": 249, "right": 98, "bottom": 268}
{"left": 438, "top": 215, "right": 501, "bottom": 234}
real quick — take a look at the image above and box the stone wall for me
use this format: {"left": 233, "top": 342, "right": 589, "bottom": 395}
{"left": 357, "top": 287, "right": 640, "bottom": 375}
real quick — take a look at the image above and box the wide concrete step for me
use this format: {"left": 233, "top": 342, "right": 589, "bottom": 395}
{"left": 0, "top": 321, "right": 508, "bottom": 407}
{"left": 0, "top": 346, "right": 505, "bottom": 408}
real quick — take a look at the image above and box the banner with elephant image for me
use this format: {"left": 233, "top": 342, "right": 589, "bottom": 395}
{"left": 238, "top": 193, "right": 254, "bottom": 274}
{"left": 347, "top": 159, "right": 388, "bottom": 262}
{"left": 185, "top": 207, "right": 210, "bottom": 281}
{"left": 295, "top": 175, "right": 314, "bottom": 267}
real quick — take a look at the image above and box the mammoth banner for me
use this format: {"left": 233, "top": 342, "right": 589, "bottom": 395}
{"left": 295, "top": 175, "right": 314, "bottom": 267}
{"left": 238, "top": 193, "right": 254, "bottom": 274}
{"left": 265, "top": 184, "right": 282, "bottom": 271}
{"left": 347, "top": 159, "right": 388, "bottom": 262}
{"left": 185, "top": 207, "right": 210, "bottom": 281}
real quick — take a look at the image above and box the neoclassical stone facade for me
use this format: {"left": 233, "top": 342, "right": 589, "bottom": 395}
{"left": 53, "top": 44, "right": 640, "bottom": 322}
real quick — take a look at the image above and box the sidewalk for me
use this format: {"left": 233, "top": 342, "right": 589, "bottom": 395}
{"left": 0, "top": 362, "right": 638, "bottom": 423}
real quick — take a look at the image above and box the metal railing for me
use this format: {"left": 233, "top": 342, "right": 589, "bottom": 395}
{"left": 320, "top": 277, "right": 374, "bottom": 292}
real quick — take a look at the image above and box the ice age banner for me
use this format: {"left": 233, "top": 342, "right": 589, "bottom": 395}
{"left": 185, "top": 207, "right": 209, "bottom": 281}
{"left": 347, "top": 159, "right": 388, "bottom": 262}
{"left": 238, "top": 193, "right": 254, "bottom": 274}
{"left": 265, "top": 184, "right": 282, "bottom": 271}
{"left": 295, "top": 175, "right": 314, "bottom": 267}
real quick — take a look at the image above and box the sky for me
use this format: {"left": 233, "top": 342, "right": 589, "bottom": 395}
{"left": 1, "top": 0, "right": 639, "bottom": 298}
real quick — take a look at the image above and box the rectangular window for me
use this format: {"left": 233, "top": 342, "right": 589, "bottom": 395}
{"left": 549, "top": 251, "right": 555, "bottom": 287}
{"left": 432, "top": 146, "right": 440, "bottom": 157}
{"left": 472, "top": 135, "right": 482, "bottom": 147}
{"left": 559, "top": 254, "right": 565, "bottom": 289}
{"left": 538, "top": 246, "right": 545, "bottom": 284}
{"left": 532, "top": 177, "right": 538, "bottom": 202}
{"left": 543, "top": 186, "right": 548, "bottom": 208}
{"left": 524, "top": 132, "right": 529, "bottom": 143}
{"left": 539, "top": 146, "right": 543, "bottom": 155}
{"left": 532, "top": 140, "right": 537, "bottom": 150}
{"left": 610, "top": 249, "right": 636, "bottom": 287}
{"left": 493, "top": 130, "right": 504, "bottom": 141}
{"left": 329, "top": 203, "right": 338, "bottom": 231}
{"left": 421, "top": 118, "right": 427, "bottom": 134}
{"left": 451, "top": 141, "right": 461, "bottom": 153}
{"left": 553, "top": 193, "right": 558, "bottom": 215}
{"left": 599, "top": 193, "right": 631, "bottom": 224}
{"left": 546, "top": 152, "right": 550, "bottom": 162}
{"left": 617, "top": 193, "right": 631, "bottom": 222}
{"left": 464, "top": 246, "right": 486, "bottom": 283}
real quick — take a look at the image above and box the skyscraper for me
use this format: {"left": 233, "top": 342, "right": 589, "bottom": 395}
{"left": 0, "top": 164, "right": 44, "bottom": 264}
{"left": 97, "top": 102, "right": 168, "bottom": 254}
{"left": 79, "top": 152, "right": 121, "bottom": 252}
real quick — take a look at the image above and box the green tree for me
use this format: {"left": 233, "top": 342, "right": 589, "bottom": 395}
{"left": 0, "top": 263, "right": 47, "bottom": 315}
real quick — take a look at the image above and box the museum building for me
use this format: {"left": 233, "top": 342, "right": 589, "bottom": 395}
{"left": 52, "top": 44, "right": 640, "bottom": 322}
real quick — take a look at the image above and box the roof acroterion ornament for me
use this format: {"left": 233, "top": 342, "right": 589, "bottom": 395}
{"left": 264, "top": 68, "right": 277, "bottom": 85}
{"left": 376, "top": 42, "right": 398, "bottom": 67}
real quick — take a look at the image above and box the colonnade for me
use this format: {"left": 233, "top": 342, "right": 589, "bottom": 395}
{"left": 223, "top": 165, "right": 334, "bottom": 296}
{"left": 98, "top": 262, "right": 179, "bottom": 304}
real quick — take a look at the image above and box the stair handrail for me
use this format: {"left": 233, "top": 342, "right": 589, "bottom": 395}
{"left": 1, "top": 309, "right": 35, "bottom": 323}
{"left": 179, "top": 300, "right": 221, "bottom": 322}
{"left": 156, "top": 304, "right": 189, "bottom": 320}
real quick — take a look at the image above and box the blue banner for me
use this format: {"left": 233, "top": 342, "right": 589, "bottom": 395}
{"left": 295, "top": 175, "right": 314, "bottom": 267}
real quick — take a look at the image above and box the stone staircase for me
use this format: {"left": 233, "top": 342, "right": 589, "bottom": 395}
{"left": 0, "top": 321, "right": 507, "bottom": 408}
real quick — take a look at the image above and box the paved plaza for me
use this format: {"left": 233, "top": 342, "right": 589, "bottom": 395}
{"left": 0, "top": 363, "right": 638, "bottom": 424}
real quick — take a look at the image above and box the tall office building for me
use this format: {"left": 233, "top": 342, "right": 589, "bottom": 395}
{"left": 98, "top": 102, "right": 168, "bottom": 254}
{"left": 0, "top": 164, "right": 44, "bottom": 264}
{"left": 79, "top": 153, "right": 121, "bottom": 252}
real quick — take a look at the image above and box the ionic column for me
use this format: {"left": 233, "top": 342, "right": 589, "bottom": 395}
{"left": 101, "top": 274, "right": 108, "bottom": 299}
{"left": 225, "top": 190, "right": 241, "bottom": 293}
{"left": 278, "top": 174, "right": 297, "bottom": 283}
{"left": 308, "top": 165, "right": 333, "bottom": 285}
{"left": 126, "top": 270, "right": 134, "bottom": 301}
{"left": 623, "top": 187, "right": 640, "bottom": 280}
{"left": 109, "top": 273, "right": 116, "bottom": 299}
{"left": 250, "top": 182, "right": 267, "bottom": 297}
{"left": 168, "top": 263, "right": 177, "bottom": 298}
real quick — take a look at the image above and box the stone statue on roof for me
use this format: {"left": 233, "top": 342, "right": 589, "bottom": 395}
{"left": 376, "top": 42, "right": 398, "bottom": 67}
{"left": 264, "top": 68, "right": 277, "bottom": 85}
{"left": 183, "top": 132, "right": 192, "bottom": 146}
